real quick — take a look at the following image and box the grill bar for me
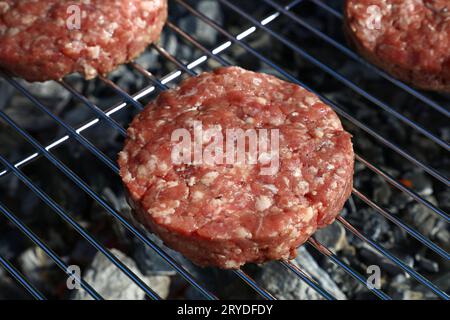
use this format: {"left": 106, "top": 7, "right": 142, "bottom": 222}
{"left": 337, "top": 217, "right": 449, "bottom": 300}
{"left": 280, "top": 261, "right": 336, "bottom": 300}
{"left": 355, "top": 154, "right": 448, "bottom": 221}
{"left": 0, "top": 0, "right": 447, "bottom": 300}
{"left": 233, "top": 270, "right": 277, "bottom": 300}
{"left": 0, "top": 254, "right": 46, "bottom": 300}
{"left": 306, "top": 239, "right": 391, "bottom": 300}
{"left": 263, "top": 0, "right": 450, "bottom": 118}
{"left": 217, "top": 0, "right": 449, "bottom": 150}
{"left": 352, "top": 188, "right": 449, "bottom": 259}
{"left": 98, "top": 75, "right": 145, "bottom": 111}
{"left": 58, "top": 80, "right": 128, "bottom": 137}
{"left": 0, "top": 72, "right": 120, "bottom": 175}
{"left": 0, "top": 201, "right": 102, "bottom": 300}
{"left": 0, "top": 152, "right": 161, "bottom": 300}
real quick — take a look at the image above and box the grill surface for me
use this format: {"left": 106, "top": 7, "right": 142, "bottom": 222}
{"left": 0, "top": 0, "right": 448, "bottom": 300}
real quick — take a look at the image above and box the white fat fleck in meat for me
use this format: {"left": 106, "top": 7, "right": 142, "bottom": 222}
{"left": 305, "top": 96, "right": 319, "bottom": 105}
{"left": 192, "top": 190, "right": 204, "bottom": 202}
{"left": 235, "top": 227, "right": 252, "bottom": 239}
{"left": 255, "top": 97, "right": 267, "bottom": 105}
{"left": 315, "top": 177, "right": 325, "bottom": 185}
{"left": 149, "top": 206, "right": 176, "bottom": 218}
{"left": 292, "top": 167, "right": 302, "bottom": 177}
{"left": 81, "top": 62, "right": 98, "bottom": 79}
{"left": 301, "top": 207, "right": 314, "bottom": 223}
{"left": 201, "top": 171, "right": 219, "bottom": 186}
{"left": 122, "top": 171, "right": 132, "bottom": 183}
{"left": 118, "top": 151, "right": 129, "bottom": 163}
{"left": 0, "top": 2, "right": 10, "bottom": 14}
{"left": 245, "top": 117, "right": 255, "bottom": 124}
{"left": 255, "top": 195, "right": 272, "bottom": 211}
{"left": 136, "top": 164, "right": 148, "bottom": 178}
{"left": 86, "top": 46, "right": 101, "bottom": 59}
{"left": 224, "top": 260, "right": 241, "bottom": 268}
{"left": 166, "top": 181, "right": 179, "bottom": 188}
{"left": 7, "top": 27, "right": 19, "bottom": 36}
{"left": 264, "top": 184, "right": 278, "bottom": 194}
{"left": 187, "top": 176, "right": 196, "bottom": 186}
{"left": 159, "top": 162, "right": 169, "bottom": 172}
{"left": 314, "top": 128, "right": 324, "bottom": 138}
{"left": 20, "top": 15, "right": 37, "bottom": 26}
{"left": 296, "top": 180, "right": 310, "bottom": 194}
{"left": 252, "top": 78, "right": 262, "bottom": 86}
{"left": 269, "top": 116, "right": 284, "bottom": 126}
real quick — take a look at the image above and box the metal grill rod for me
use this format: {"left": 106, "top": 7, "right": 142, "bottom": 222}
{"left": 0, "top": 110, "right": 217, "bottom": 300}
{"left": 309, "top": 0, "right": 344, "bottom": 19}
{"left": 0, "top": 254, "right": 46, "bottom": 300}
{"left": 0, "top": 71, "right": 119, "bottom": 175}
{"left": 352, "top": 187, "right": 449, "bottom": 259}
{"left": 337, "top": 216, "right": 449, "bottom": 300}
{"left": 174, "top": 0, "right": 449, "bottom": 186}
{"left": 0, "top": 201, "right": 102, "bottom": 300}
{"left": 0, "top": 81, "right": 155, "bottom": 178}
{"left": 173, "top": 0, "right": 449, "bottom": 299}
{"left": 98, "top": 75, "right": 145, "bottom": 111}
{"left": 59, "top": 80, "right": 128, "bottom": 137}
{"left": 166, "top": 21, "right": 232, "bottom": 67}
{"left": 0, "top": 151, "right": 161, "bottom": 300}
{"left": 263, "top": 0, "right": 450, "bottom": 118}
{"left": 234, "top": 269, "right": 277, "bottom": 300}
{"left": 281, "top": 261, "right": 337, "bottom": 300}
{"left": 217, "top": 0, "right": 449, "bottom": 150}
{"left": 355, "top": 154, "right": 448, "bottom": 221}
{"left": 306, "top": 239, "right": 391, "bottom": 300}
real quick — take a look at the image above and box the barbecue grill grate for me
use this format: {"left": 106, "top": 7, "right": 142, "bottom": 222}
{"left": 0, "top": 0, "right": 448, "bottom": 300}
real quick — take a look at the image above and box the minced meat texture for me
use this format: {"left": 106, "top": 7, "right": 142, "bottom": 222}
{"left": 345, "top": 0, "right": 450, "bottom": 92}
{"left": 119, "top": 67, "right": 354, "bottom": 268}
{"left": 0, "top": 0, "right": 167, "bottom": 82}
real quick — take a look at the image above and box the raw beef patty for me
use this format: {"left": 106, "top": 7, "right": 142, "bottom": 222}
{"left": 345, "top": 0, "right": 450, "bottom": 92}
{"left": 119, "top": 67, "right": 354, "bottom": 268}
{"left": 0, "top": 0, "right": 167, "bottom": 82}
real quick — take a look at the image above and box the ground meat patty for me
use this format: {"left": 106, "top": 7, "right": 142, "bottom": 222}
{"left": 119, "top": 67, "right": 354, "bottom": 269}
{"left": 0, "top": 0, "right": 167, "bottom": 82}
{"left": 344, "top": 0, "right": 450, "bottom": 92}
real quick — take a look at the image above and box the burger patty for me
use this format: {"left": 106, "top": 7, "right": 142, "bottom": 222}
{"left": 118, "top": 67, "right": 354, "bottom": 269}
{"left": 344, "top": 0, "right": 450, "bottom": 92}
{"left": 0, "top": 0, "right": 167, "bottom": 82}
